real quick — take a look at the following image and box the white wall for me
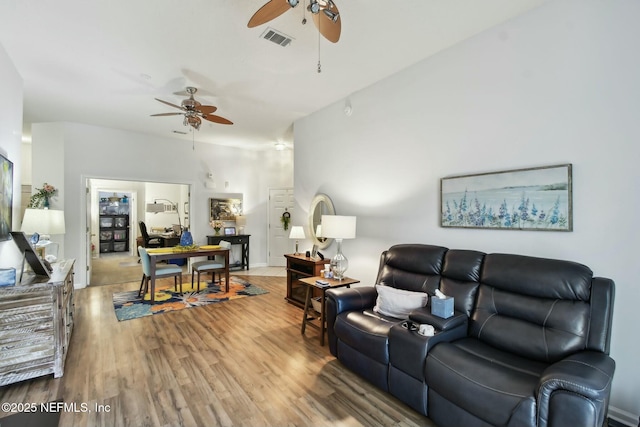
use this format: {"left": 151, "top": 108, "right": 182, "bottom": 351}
{"left": 142, "top": 182, "right": 188, "bottom": 230}
{"left": 31, "top": 121, "right": 293, "bottom": 286}
{"left": 294, "top": 0, "right": 639, "bottom": 422}
{"left": 0, "top": 43, "right": 23, "bottom": 270}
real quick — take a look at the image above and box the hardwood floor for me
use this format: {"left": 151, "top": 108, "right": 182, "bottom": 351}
{"left": 0, "top": 275, "right": 435, "bottom": 427}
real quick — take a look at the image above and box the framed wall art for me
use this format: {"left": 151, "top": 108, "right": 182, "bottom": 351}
{"left": 440, "top": 164, "right": 572, "bottom": 231}
{"left": 0, "top": 153, "right": 13, "bottom": 241}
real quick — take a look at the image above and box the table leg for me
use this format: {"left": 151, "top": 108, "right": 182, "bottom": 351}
{"left": 150, "top": 258, "right": 156, "bottom": 304}
{"left": 224, "top": 251, "right": 230, "bottom": 293}
{"left": 245, "top": 242, "right": 250, "bottom": 270}
{"left": 301, "top": 284, "right": 312, "bottom": 335}
{"left": 320, "top": 288, "right": 326, "bottom": 346}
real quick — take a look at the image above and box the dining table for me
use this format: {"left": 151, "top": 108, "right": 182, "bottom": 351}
{"left": 145, "top": 245, "right": 230, "bottom": 304}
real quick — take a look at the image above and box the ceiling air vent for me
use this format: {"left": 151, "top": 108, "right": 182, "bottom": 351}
{"left": 261, "top": 27, "right": 294, "bottom": 47}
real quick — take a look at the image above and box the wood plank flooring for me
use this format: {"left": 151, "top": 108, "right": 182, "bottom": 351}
{"left": 0, "top": 275, "right": 435, "bottom": 427}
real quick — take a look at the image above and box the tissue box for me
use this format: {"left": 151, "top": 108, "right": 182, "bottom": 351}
{"left": 431, "top": 296, "right": 454, "bottom": 318}
{"left": 0, "top": 268, "right": 16, "bottom": 287}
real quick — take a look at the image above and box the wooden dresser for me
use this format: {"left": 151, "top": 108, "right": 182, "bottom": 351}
{"left": 285, "top": 254, "right": 327, "bottom": 308}
{"left": 0, "top": 259, "right": 75, "bottom": 386}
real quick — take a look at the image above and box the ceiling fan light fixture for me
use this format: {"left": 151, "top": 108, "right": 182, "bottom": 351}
{"left": 308, "top": 0, "right": 320, "bottom": 14}
{"left": 323, "top": 9, "right": 339, "bottom": 22}
{"left": 286, "top": 0, "right": 299, "bottom": 7}
{"left": 184, "top": 115, "right": 201, "bottom": 130}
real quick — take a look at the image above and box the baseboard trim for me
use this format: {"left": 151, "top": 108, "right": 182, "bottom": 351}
{"left": 609, "top": 406, "right": 638, "bottom": 427}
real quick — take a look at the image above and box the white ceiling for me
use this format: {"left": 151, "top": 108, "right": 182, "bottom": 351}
{"left": 0, "top": 0, "right": 547, "bottom": 150}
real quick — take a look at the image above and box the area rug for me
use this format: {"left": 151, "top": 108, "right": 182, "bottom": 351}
{"left": 112, "top": 277, "right": 268, "bottom": 321}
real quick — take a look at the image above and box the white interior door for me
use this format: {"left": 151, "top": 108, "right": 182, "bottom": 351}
{"left": 268, "top": 188, "right": 294, "bottom": 266}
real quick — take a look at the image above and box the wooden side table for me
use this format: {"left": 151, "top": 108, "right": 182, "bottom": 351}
{"left": 284, "top": 254, "right": 327, "bottom": 308}
{"left": 300, "top": 276, "right": 360, "bottom": 346}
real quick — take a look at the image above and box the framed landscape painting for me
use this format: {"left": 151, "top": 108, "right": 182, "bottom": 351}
{"left": 440, "top": 164, "right": 572, "bottom": 231}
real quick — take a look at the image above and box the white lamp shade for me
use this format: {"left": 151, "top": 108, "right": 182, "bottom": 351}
{"left": 21, "top": 208, "right": 66, "bottom": 235}
{"left": 321, "top": 215, "right": 356, "bottom": 239}
{"left": 235, "top": 215, "right": 247, "bottom": 226}
{"left": 145, "top": 203, "right": 165, "bottom": 213}
{"left": 316, "top": 224, "right": 322, "bottom": 238}
{"left": 289, "top": 226, "right": 305, "bottom": 239}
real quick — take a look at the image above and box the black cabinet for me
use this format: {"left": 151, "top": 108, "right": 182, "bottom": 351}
{"left": 99, "top": 194, "right": 130, "bottom": 254}
{"left": 284, "top": 254, "right": 326, "bottom": 308}
{"left": 206, "top": 234, "right": 250, "bottom": 270}
{"left": 99, "top": 215, "right": 129, "bottom": 253}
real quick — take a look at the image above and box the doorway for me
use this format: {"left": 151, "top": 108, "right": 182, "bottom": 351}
{"left": 86, "top": 178, "right": 189, "bottom": 286}
{"left": 267, "top": 188, "right": 294, "bottom": 266}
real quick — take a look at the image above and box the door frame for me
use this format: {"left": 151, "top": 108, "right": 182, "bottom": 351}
{"left": 267, "top": 187, "right": 294, "bottom": 266}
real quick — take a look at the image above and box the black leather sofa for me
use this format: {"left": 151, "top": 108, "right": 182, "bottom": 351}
{"left": 325, "top": 244, "right": 615, "bottom": 427}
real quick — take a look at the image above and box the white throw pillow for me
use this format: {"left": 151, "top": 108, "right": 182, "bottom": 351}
{"left": 373, "top": 284, "right": 429, "bottom": 319}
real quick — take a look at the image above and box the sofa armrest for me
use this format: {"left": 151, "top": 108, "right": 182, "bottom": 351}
{"left": 326, "top": 286, "right": 377, "bottom": 315}
{"left": 325, "top": 286, "right": 377, "bottom": 356}
{"left": 537, "top": 351, "right": 615, "bottom": 427}
{"left": 409, "top": 307, "right": 468, "bottom": 332}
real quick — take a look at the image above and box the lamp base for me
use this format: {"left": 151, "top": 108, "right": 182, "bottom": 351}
{"left": 330, "top": 239, "right": 348, "bottom": 280}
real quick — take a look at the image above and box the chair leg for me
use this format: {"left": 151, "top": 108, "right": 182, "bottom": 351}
{"left": 142, "top": 277, "right": 149, "bottom": 299}
{"left": 196, "top": 270, "right": 201, "bottom": 292}
{"left": 179, "top": 274, "right": 183, "bottom": 293}
{"left": 191, "top": 269, "right": 195, "bottom": 291}
{"left": 138, "top": 274, "right": 146, "bottom": 297}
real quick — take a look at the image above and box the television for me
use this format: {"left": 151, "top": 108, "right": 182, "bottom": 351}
{"left": 0, "top": 153, "right": 13, "bottom": 241}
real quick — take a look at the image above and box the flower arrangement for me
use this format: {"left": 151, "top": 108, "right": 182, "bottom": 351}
{"left": 28, "top": 182, "right": 58, "bottom": 208}
{"left": 210, "top": 219, "right": 223, "bottom": 235}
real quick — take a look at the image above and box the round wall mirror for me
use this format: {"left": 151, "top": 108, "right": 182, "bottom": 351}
{"left": 308, "top": 193, "right": 335, "bottom": 249}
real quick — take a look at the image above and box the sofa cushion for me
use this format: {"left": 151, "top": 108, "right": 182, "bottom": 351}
{"left": 440, "top": 249, "right": 484, "bottom": 316}
{"left": 376, "top": 244, "right": 447, "bottom": 293}
{"left": 334, "top": 309, "right": 401, "bottom": 364}
{"left": 473, "top": 254, "right": 592, "bottom": 363}
{"left": 426, "top": 337, "right": 546, "bottom": 427}
{"left": 373, "top": 285, "right": 428, "bottom": 319}
{"left": 471, "top": 285, "right": 589, "bottom": 362}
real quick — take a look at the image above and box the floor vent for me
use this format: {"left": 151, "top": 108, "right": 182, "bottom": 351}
{"left": 261, "top": 27, "right": 293, "bottom": 47}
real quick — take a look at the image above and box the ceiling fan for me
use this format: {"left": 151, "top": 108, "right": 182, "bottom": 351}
{"left": 151, "top": 87, "right": 233, "bottom": 131}
{"left": 248, "top": 0, "right": 341, "bottom": 43}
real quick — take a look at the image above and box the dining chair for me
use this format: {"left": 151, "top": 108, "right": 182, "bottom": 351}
{"left": 191, "top": 240, "right": 231, "bottom": 292}
{"left": 138, "top": 246, "right": 183, "bottom": 298}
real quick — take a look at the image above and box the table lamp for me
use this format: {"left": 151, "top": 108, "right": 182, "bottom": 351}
{"left": 235, "top": 215, "right": 246, "bottom": 235}
{"left": 21, "top": 208, "right": 66, "bottom": 261}
{"left": 321, "top": 215, "right": 356, "bottom": 280}
{"left": 289, "top": 226, "right": 305, "bottom": 255}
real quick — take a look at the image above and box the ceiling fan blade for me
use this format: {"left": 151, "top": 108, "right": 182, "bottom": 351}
{"left": 196, "top": 105, "right": 217, "bottom": 115}
{"left": 248, "top": 0, "right": 291, "bottom": 28}
{"left": 150, "top": 112, "right": 184, "bottom": 117}
{"left": 203, "top": 114, "right": 233, "bottom": 125}
{"left": 154, "top": 98, "right": 183, "bottom": 110}
{"left": 312, "top": 3, "right": 341, "bottom": 43}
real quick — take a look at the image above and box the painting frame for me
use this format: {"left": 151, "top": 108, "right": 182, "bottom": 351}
{"left": 440, "top": 164, "right": 572, "bottom": 231}
{"left": 0, "top": 153, "right": 13, "bottom": 242}
{"left": 224, "top": 227, "right": 236, "bottom": 236}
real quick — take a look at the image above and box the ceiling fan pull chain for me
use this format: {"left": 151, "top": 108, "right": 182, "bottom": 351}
{"left": 317, "top": 22, "right": 322, "bottom": 73}
{"left": 302, "top": 0, "right": 307, "bottom": 24}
